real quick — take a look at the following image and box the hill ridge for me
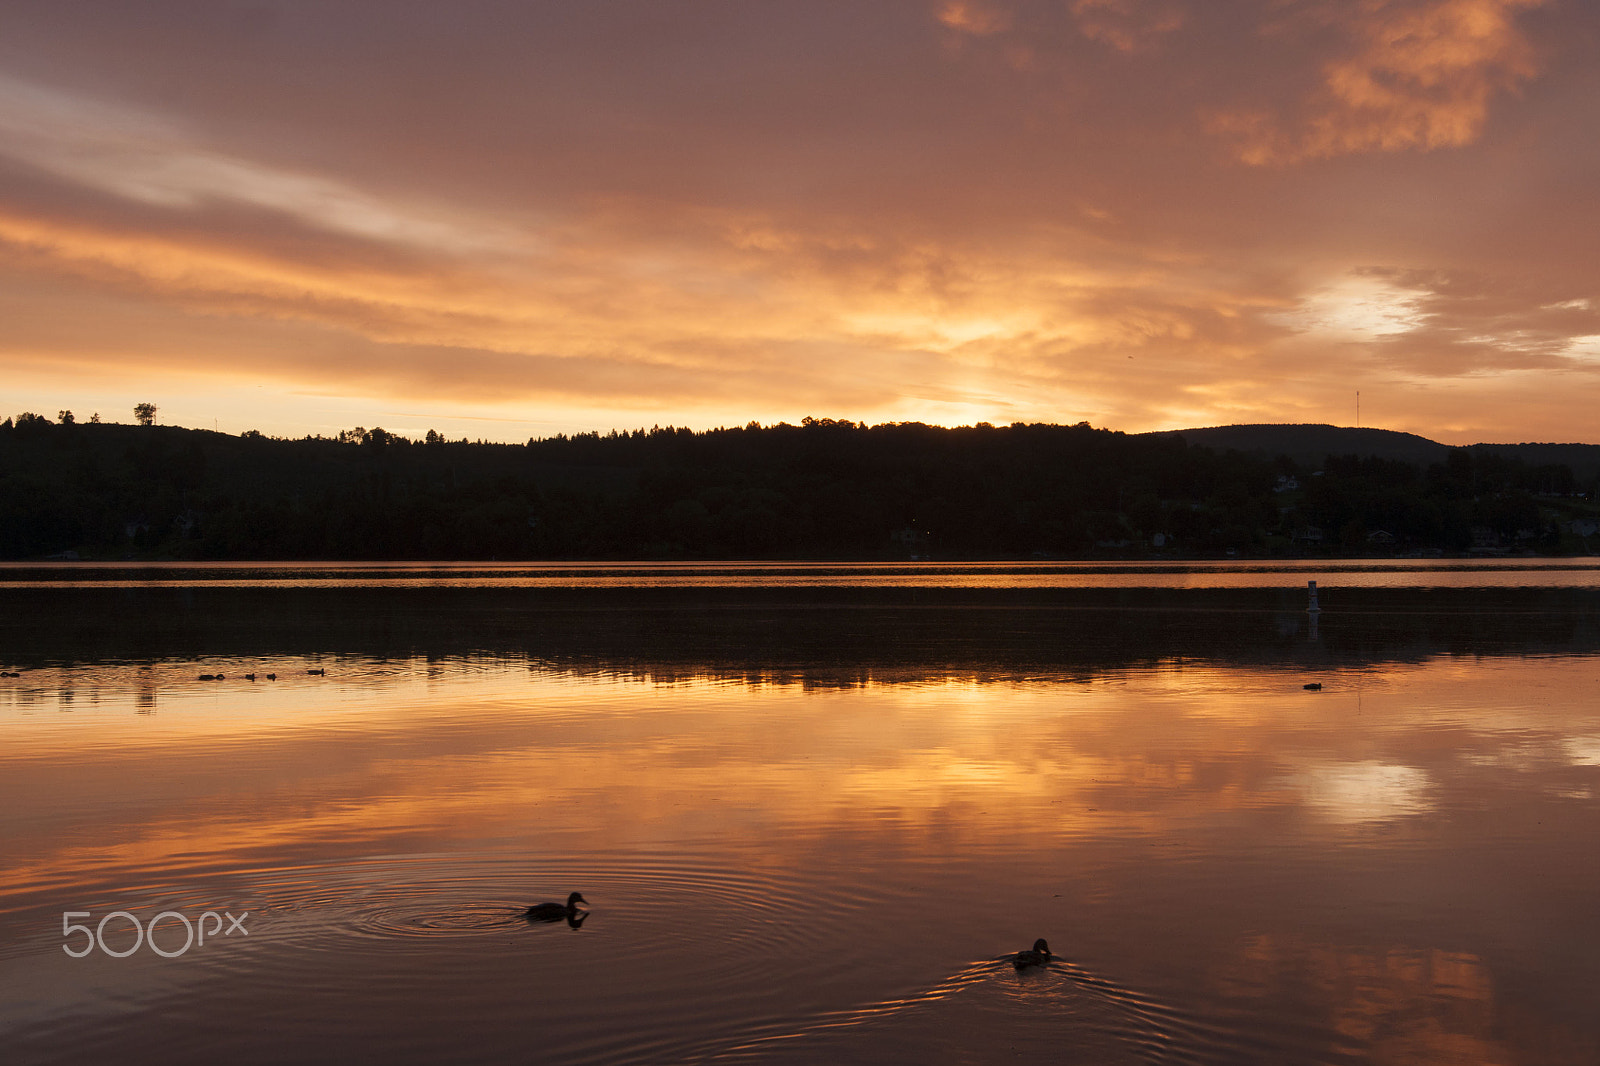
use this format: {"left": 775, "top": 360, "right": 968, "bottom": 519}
{"left": 1148, "top": 423, "right": 1600, "bottom": 480}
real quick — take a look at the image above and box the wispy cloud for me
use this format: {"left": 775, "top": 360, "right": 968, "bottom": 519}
{"left": 1069, "top": 0, "right": 1186, "bottom": 53}
{"left": 0, "top": 74, "right": 508, "bottom": 252}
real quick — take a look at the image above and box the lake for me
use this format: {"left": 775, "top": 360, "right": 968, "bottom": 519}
{"left": 2, "top": 563, "right": 1599, "bottom": 1063}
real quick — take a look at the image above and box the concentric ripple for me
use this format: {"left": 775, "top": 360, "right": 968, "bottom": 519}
{"left": 344, "top": 898, "right": 529, "bottom": 940}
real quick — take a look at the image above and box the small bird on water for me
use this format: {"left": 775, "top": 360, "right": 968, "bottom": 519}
{"left": 525, "top": 892, "right": 587, "bottom": 922}
{"left": 1013, "top": 938, "right": 1051, "bottom": 969}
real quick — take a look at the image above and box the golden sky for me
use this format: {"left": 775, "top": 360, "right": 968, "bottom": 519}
{"left": 1, "top": 0, "right": 1597, "bottom": 443}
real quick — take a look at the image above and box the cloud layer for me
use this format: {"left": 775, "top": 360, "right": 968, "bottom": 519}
{"left": 0, "top": 0, "right": 1596, "bottom": 441}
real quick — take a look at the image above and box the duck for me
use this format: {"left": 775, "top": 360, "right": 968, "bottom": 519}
{"left": 1012, "top": 938, "right": 1051, "bottom": 969}
{"left": 524, "top": 892, "right": 587, "bottom": 922}
{"left": 307, "top": 668, "right": 326, "bottom": 676}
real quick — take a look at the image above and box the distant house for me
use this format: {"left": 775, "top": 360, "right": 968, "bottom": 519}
{"left": 1272, "top": 475, "right": 1299, "bottom": 493}
{"left": 1292, "top": 526, "right": 1325, "bottom": 544}
{"left": 1366, "top": 530, "right": 1396, "bottom": 545}
{"left": 1568, "top": 519, "right": 1598, "bottom": 538}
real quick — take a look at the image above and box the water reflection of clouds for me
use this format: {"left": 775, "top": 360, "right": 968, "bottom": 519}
{"left": 1289, "top": 761, "right": 1435, "bottom": 824}
{"left": 6, "top": 656, "right": 1597, "bottom": 900}
{"left": 1564, "top": 736, "right": 1600, "bottom": 766}
{"left": 6, "top": 649, "right": 1600, "bottom": 1063}
{"left": 1213, "top": 936, "right": 1509, "bottom": 1064}
{"left": 1459, "top": 734, "right": 1600, "bottom": 786}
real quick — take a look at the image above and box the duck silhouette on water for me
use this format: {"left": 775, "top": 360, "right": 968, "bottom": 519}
{"left": 525, "top": 892, "right": 588, "bottom": 927}
{"left": 1012, "top": 938, "right": 1051, "bottom": 969}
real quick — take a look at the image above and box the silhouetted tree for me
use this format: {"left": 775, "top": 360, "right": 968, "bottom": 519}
{"left": 134, "top": 403, "right": 158, "bottom": 426}
{"left": 13, "top": 412, "right": 50, "bottom": 435}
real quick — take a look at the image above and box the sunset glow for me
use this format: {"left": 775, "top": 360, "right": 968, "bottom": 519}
{"left": 2, "top": 1, "right": 1597, "bottom": 442}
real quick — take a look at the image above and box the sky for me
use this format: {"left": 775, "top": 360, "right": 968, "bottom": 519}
{"left": 1, "top": 0, "right": 1597, "bottom": 444}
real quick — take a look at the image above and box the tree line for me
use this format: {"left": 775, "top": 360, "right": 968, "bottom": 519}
{"left": 1, "top": 413, "right": 1595, "bottom": 560}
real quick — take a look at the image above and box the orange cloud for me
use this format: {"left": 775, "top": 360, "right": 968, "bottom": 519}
{"left": 935, "top": 1, "right": 1013, "bottom": 36}
{"left": 1214, "top": 0, "right": 1546, "bottom": 164}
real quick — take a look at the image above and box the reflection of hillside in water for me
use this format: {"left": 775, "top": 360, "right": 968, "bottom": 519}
{"left": 3, "top": 586, "right": 1598, "bottom": 681}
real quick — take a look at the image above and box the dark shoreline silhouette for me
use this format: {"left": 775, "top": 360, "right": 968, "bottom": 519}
{"left": 3, "top": 417, "right": 1596, "bottom": 562}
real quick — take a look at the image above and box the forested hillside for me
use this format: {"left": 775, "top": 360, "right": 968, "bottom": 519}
{"left": 1, "top": 414, "right": 1595, "bottom": 560}
{"left": 1154, "top": 424, "right": 1600, "bottom": 482}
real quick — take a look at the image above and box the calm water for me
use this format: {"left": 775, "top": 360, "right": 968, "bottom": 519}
{"left": 2, "top": 564, "right": 1599, "bottom": 1064}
